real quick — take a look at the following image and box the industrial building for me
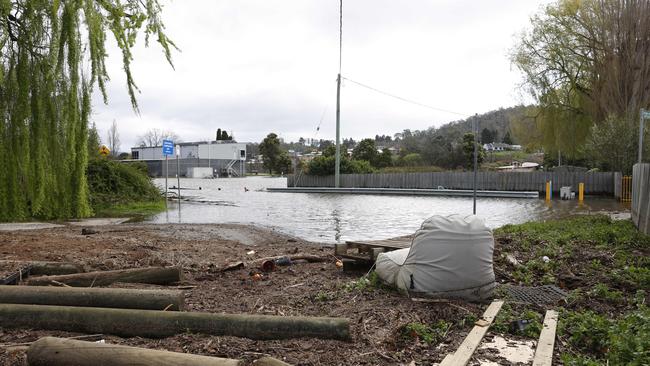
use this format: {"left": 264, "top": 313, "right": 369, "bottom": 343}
{"left": 130, "top": 141, "right": 247, "bottom": 178}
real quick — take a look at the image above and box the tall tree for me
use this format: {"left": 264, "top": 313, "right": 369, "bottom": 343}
{"left": 351, "top": 138, "right": 378, "bottom": 164}
{"left": 107, "top": 120, "right": 120, "bottom": 157}
{"left": 0, "top": 0, "right": 175, "bottom": 220}
{"left": 87, "top": 122, "right": 101, "bottom": 159}
{"left": 462, "top": 133, "right": 484, "bottom": 170}
{"left": 259, "top": 133, "right": 284, "bottom": 175}
{"left": 511, "top": 0, "right": 650, "bottom": 163}
{"left": 137, "top": 129, "right": 180, "bottom": 147}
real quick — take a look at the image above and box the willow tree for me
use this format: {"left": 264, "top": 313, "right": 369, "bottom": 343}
{"left": 0, "top": 0, "right": 175, "bottom": 221}
{"left": 511, "top": 0, "right": 650, "bottom": 164}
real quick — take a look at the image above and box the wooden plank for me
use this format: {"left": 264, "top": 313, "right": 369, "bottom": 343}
{"left": 439, "top": 300, "right": 504, "bottom": 366}
{"left": 532, "top": 310, "right": 558, "bottom": 366}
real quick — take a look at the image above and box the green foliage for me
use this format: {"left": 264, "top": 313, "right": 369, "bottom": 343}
{"left": 374, "top": 148, "right": 393, "bottom": 168}
{"left": 586, "top": 116, "right": 641, "bottom": 175}
{"left": 87, "top": 122, "right": 101, "bottom": 160}
{"left": 492, "top": 303, "right": 543, "bottom": 339}
{"left": 399, "top": 153, "right": 424, "bottom": 167}
{"left": 401, "top": 321, "right": 450, "bottom": 345}
{"left": 0, "top": 0, "right": 174, "bottom": 221}
{"left": 560, "top": 307, "right": 650, "bottom": 364}
{"left": 307, "top": 155, "right": 375, "bottom": 176}
{"left": 511, "top": 0, "right": 650, "bottom": 166}
{"left": 86, "top": 159, "right": 162, "bottom": 213}
{"left": 462, "top": 133, "right": 485, "bottom": 169}
{"left": 344, "top": 271, "right": 383, "bottom": 292}
{"left": 351, "top": 138, "right": 378, "bottom": 163}
{"left": 259, "top": 133, "right": 291, "bottom": 175}
{"left": 480, "top": 128, "right": 498, "bottom": 143}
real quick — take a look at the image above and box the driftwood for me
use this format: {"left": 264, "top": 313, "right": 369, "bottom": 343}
{"left": 27, "top": 337, "right": 241, "bottom": 366}
{"left": 0, "top": 304, "right": 351, "bottom": 341}
{"left": 0, "top": 260, "right": 84, "bottom": 276}
{"left": 0, "top": 285, "right": 184, "bottom": 311}
{"left": 251, "top": 254, "right": 329, "bottom": 266}
{"left": 26, "top": 267, "right": 181, "bottom": 287}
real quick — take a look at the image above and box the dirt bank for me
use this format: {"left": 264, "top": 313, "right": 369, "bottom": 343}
{"left": 0, "top": 223, "right": 485, "bottom": 365}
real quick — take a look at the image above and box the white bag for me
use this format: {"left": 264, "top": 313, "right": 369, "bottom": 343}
{"left": 375, "top": 214, "right": 495, "bottom": 301}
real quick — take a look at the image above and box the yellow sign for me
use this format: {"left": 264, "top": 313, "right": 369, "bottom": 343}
{"left": 99, "top": 145, "right": 110, "bottom": 156}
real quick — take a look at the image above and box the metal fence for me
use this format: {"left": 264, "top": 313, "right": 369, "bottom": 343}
{"left": 288, "top": 171, "right": 618, "bottom": 195}
{"left": 632, "top": 164, "right": 650, "bottom": 235}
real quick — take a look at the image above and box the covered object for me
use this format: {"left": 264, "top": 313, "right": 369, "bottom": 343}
{"left": 375, "top": 214, "right": 495, "bottom": 301}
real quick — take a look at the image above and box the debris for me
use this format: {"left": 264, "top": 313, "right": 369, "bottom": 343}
{"left": 274, "top": 256, "right": 292, "bottom": 266}
{"left": 222, "top": 261, "right": 245, "bottom": 272}
{"left": 251, "top": 273, "right": 263, "bottom": 281}
{"left": 81, "top": 228, "right": 98, "bottom": 235}
{"left": 247, "top": 250, "right": 256, "bottom": 255}
{"left": 260, "top": 260, "right": 276, "bottom": 272}
{"left": 335, "top": 260, "right": 343, "bottom": 268}
{"left": 510, "top": 319, "right": 533, "bottom": 334}
{"left": 542, "top": 256, "right": 550, "bottom": 263}
{"left": 505, "top": 254, "right": 520, "bottom": 266}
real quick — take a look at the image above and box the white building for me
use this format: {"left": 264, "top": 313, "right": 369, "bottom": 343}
{"left": 130, "top": 141, "right": 247, "bottom": 177}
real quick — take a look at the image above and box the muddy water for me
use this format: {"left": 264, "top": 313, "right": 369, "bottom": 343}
{"left": 147, "top": 176, "right": 628, "bottom": 243}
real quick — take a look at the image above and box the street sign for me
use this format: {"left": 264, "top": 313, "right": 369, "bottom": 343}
{"left": 99, "top": 145, "right": 110, "bottom": 157}
{"left": 642, "top": 109, "right": 650, "bottom": 119}
{"left": 162, "top": 139, "right": 174, "bottom": 156}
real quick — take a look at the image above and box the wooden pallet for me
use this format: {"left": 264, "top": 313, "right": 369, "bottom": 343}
{"left": 335, "top": 237, "right": 412, "bottom": 262}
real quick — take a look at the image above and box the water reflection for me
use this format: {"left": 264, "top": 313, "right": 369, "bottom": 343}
{"left": 147, "top": 177, "right": 628, "bottom": 243}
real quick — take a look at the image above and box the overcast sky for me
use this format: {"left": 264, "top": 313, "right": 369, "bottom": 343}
{"left": 92, "top": 0, "right": 551, "bottom": 151}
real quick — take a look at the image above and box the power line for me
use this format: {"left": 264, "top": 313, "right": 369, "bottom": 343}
{"left": 341, "top": 77, "right": 470, "bottom": 117}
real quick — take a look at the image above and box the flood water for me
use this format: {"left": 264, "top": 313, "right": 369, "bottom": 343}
{"left": 147, "top": 176, "right": 628, "bottom": 243}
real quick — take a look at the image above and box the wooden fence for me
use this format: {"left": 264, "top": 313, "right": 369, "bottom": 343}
{"left": 288, "top": 171, "right": 618, "bottom": 195}
{"left": 632, "top": 164, "right": 650, "bottom": 235}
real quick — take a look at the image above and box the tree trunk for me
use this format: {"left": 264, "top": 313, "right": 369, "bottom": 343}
{"left": 26, "top": 267, "right": 181, "bottom": 287}
{"left": 0, "top": 304, "right": 351, "bottom": 341}
{"left": 0, "top": 285, "right": 184, "bottom": 311}
{"left": 27, "top": 337, "right": 241, "bottom": 366}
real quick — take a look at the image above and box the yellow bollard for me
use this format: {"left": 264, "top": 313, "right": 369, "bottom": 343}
{"left": 578, "top": 183, "right": 584, "bottom": 202}
{"left": 545, "top": 181, "right": 551, "bottom": 201}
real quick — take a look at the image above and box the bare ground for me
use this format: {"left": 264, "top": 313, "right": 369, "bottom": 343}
{"left": 0, "top": 223, "right": 486, "bottom": 366}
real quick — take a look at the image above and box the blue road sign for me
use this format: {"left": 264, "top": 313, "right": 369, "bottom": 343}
{"left": 162, "top": 139, "right": 174, "bottom": 156}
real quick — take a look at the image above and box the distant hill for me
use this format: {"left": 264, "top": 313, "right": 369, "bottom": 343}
{"left": 433, "top": 105, "right": 527, "bottom": 144}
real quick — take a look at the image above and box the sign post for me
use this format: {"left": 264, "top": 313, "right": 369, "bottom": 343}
{"left": 162, "top": 140, "right": 175, "bottom": 205}
{"left": 176, "top": 145, "right": 181, "bottom": 200}
{"left": 640, "top": 109, "right": 650, "bottom": 164}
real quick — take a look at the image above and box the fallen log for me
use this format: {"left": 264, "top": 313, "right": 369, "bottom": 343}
{"left": 0, "top": 260, "right": 84, "bottom": 276}
{"left": 251, "top": 254, "right": 329, "bottom": 266}
{"left": 0, "top": 304, "right": 351, "bottom": 341}
{"left": 26, "top": 266, "right": 181, "bottom": 287}
{"left": 0, "top": 285, "right": 184, "bottom": 311}
{"left": 27, "top": 337, "right": 241, "bottom": 366}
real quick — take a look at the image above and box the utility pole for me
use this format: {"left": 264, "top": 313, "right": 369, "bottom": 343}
{"left": 334, "top": 0, "right": 343, "bottom": 188}
{"left": 165, "top": 155, "right": 168, "bottom": 208}
{"left": 472, "top": 114, "right": 478, "bottom": 215}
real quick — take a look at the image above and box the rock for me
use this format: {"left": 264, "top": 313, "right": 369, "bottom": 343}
{"left": 505, "top": 254, "right": 519, "bottom": 266}
{"left": 81, "top": 228, "right": 98, "bottom": 235}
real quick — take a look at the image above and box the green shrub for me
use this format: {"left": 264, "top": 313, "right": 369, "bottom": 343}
{"left": 87, "top": 159, "right": 162, "bottom": 211}
{"left": 401, "top": 321, "right": 450, "bottom": 344}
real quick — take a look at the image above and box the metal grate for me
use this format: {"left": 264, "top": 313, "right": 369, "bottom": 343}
{"left": 497, "top": 284, "right": 567, "bottom": 305}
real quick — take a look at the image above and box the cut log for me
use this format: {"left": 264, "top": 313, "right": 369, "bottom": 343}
{"left": 0, "top": 304, "right": 351, "bottom": 341}
{"left": 0, "top": 260, "right": 84, "bottom": 276}
{"left": 0, "top": 285, "right": 184, "bottom": 311}
{"left": 26, "top": 267, "right": 181, "bottom": 287}
{"left": 253, "top": 357, "right": 293, "bottom": 366}
{"left": 27, "top": 337, "right": 241, "bottom": 366}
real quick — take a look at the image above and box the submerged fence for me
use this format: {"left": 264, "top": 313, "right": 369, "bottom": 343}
{"left": 632, "top": 164, "right": 650, "bottom": 235}
{"left": 288, "top": 171, "right": 618, "bottom": 195}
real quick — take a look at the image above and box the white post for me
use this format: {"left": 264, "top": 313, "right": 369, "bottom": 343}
{"left": 165, "top": 155, "right": 168, "bottom": 207}
{"left": 176, "top": 145, "right": 181, "bottom": 200}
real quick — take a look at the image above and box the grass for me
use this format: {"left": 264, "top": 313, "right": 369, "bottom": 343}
{"left": 400, "top": 321, "right": 451, "bottom": 345}
{"left": 93, "top": 200, "right": 166, "bottom": 218}
{"left": 493, "top": 215, "right": 650, "bottom": 364}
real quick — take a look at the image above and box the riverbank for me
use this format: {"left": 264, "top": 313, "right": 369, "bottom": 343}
{"left": 0, "top": 216, "right": 646, "bottom": 365}
{"left": 0, "top": 223, "right": 484, "bottom": 365}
